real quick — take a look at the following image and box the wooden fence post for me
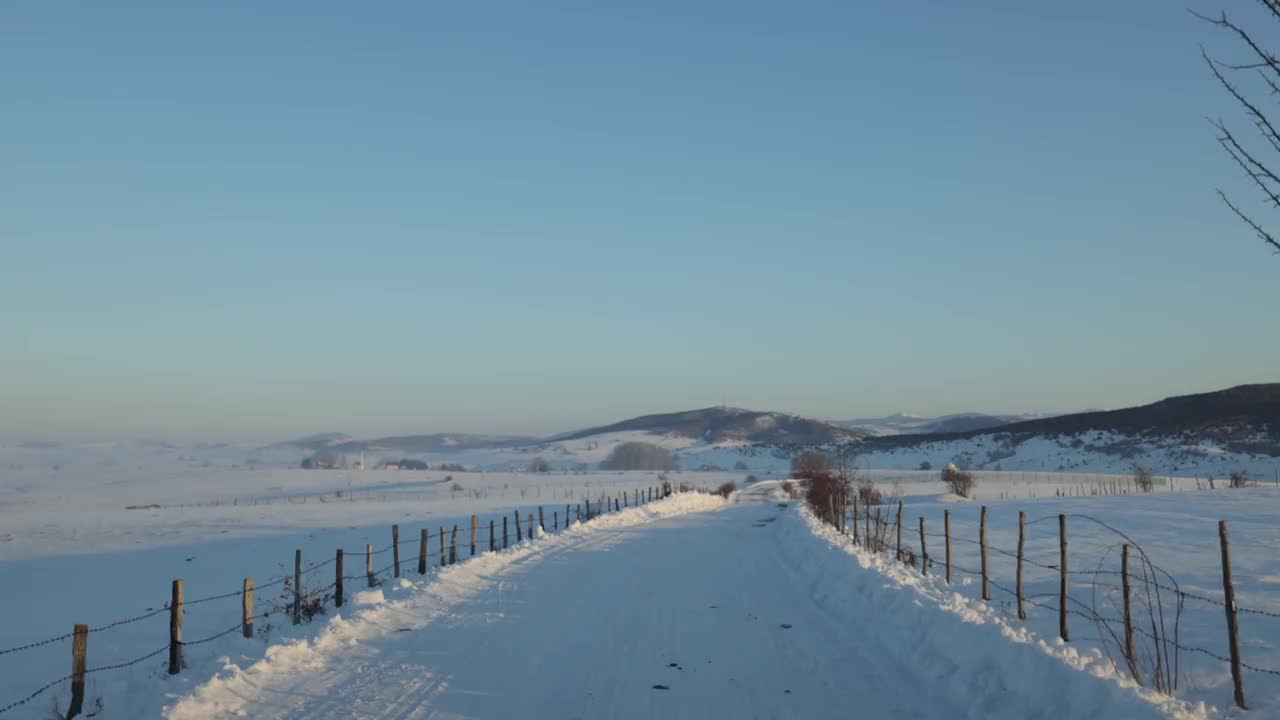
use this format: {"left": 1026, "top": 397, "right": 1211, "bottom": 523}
{"left": 69, "top": 624, "right": 87, "bottom": 719}
{"left": 503, "top": 516, "right": 509, "bottom": 548}
{"left": 169, "top": 579, "right": 184, "bottom": 674}
{"left": 577, "top": 503, "right": 581, "bottom": 522}
{"left": 539, "top": 506, "right": 545, "bottom": 530}
{"left": 1059, "top": 514, "right": 1069, "bottom": 641}
{"left": 1219, "top": 520, "right": 1247, "bottom": 709}
{"left": 865, "top": 506, "right": 871, "bottom": 552}
{"left": 919, "top": 517, "right": 928, "bottom": 576}
{"left": 471, "top": 515, "right": 478, "bottom": 556}
{"left": 1121, "top": 544, "right": 1135, "bottom": 678}
{"left": 450, "top": 525, "right": 458, "bottom": 564}
{"left": 528, "top": 514, "right": 535, "bottom": 540}
{"left": 243, "top": 578, "right": 256, "bottom": 636}
{"left": 335, "top": 550, "right": 344, "bottom": 608}
{"left": 565, "top": 504, "right": 571, "bottom": 527}
{"left": 490, "top": 520, "right": 495, "bottom": 551}
{"left": 944, "top": 509, "right": 952, "bottom": 585}
{"left": 293, "top": 549, "right": 302, "bottom": 624}
{"left": 1016, "top": 511, "right": 1026, "bottom": 620}
{"left": 980, "top": 506, "right": 990, "bottom": 601}
{"left": 554, "top": 511, "right": 559, "bottom": 530}
{"left": 895, "top": 501, "right": 904, "bottom": 561}
{"left": 419, "top": 528, "right": 428, "bottom": 574}
{"left": 366, "top": 543, "right": 374, "bottom": 587}
{"left": 851, "top": 494, "right": 859, "bottom": 546}
{"left": 392, "top": 525, "right": 400, "bottom": 578}
{"left": 515, "top": 510, "right": 523, "bottom": 542}
{"left": 439, "top": 526, "right": 446, "bottom": 566}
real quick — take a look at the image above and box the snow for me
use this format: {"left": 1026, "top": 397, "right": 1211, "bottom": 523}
{"left": 800, "top": 481, "right": 1280, "bottom": 717}
{"left": 165, "top": 492, "right": 728, "bottom": 720}
{"left": 155, "top": 485, "right": 1201, "bottom": 720}
{"left": 3, "top": 440, "right": 1279, "bottom": 718}
{"left": 858, "top": 431, "right": 1280, "bottom": 478}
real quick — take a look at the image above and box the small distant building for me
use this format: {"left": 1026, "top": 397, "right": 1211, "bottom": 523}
{"left": 301, "top": 453, "right": 346, "bottom": 470}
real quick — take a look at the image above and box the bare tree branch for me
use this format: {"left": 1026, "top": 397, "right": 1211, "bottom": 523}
{"left": 1200, "top": 45, "right": 1280, "bottom": 148}
{"left": 1195, "top": 7, "right": 1280, "bottom": 255}
{"left": 1213, "top": 118, "right": 1280, "bottom": 200}
{"left": 1218, "top": 190, "right": 1280, "bottom": 252}
{"left": 1192, "top": 10, "right": 1280, "bottom": 87}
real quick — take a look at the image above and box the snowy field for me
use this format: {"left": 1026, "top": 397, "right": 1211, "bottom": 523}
{"left": 815, "top": 480, "right": 1280, "bottom": 717}
{"left": 2, "top": 442, "right": 1279, "bottom": 718}
{"left": 857, "top": 430, "right": 1280, "bottom": 479}
{"left": 3, "top": 488, "right": 1208, "bottom": 720}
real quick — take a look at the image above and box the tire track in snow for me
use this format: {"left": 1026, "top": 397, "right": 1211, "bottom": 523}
{"left": 166, "top": 487, "right": 1194, "bottom": 719}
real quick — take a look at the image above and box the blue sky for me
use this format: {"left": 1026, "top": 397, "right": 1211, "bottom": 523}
{"left": 3, "top": 0, "right": 1277, "bottom": 442}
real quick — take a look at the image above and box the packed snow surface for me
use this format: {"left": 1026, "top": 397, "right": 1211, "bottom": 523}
{"left": 158, "top": 488, "right": 1199, "bottom": 720}
{"left": 2, "top": 442, "right": 1278, "bottom": 718}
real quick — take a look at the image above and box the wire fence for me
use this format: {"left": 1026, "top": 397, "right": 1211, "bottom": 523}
{"left": 858, "top": 468, "right": 1280, "bottom": 500}
{"left": 804, "top": 485, "right": 1272, "bottom": 711}
{"left": 0, "top": 483, "right": 709, "bottom": 718}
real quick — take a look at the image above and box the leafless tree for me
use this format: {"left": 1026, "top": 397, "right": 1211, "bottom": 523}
{"left": 1133, "top": 464, "right": 1155, "bottom": 493}
{"left": 1196, "top": 3, "right": 1280, "bottom": 254}
{"left": 790, "top": 451, "right": 830, "bottom": 478}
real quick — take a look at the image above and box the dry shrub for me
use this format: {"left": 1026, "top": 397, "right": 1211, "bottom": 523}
{"left": 857, "top": 480, "right": 882, "bottom": 507}
{"left": 1229, "top": 469, "right": 1250, "bottom": 488}
{"left": 801, "top": 471, "right": 851, "bottom": 527}
{"left": 791, "top": 451, "right": 830, "bottom": 477}
{"left": 941, "top": 464, "right": 975, "bottom": 498}
{"left": 715, "top": 481, "right": 736, "bottom": 498}
{"left": 1133, "top": 465, "right": 1154, "bottom": 493}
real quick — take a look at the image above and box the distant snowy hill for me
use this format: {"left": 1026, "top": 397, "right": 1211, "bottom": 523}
{"left": 853, "top": 384, "right": 1280, "bottom": 476}
{"left": 247, "top": 408, "right": 861, "bottom": 473}
{"left": 556, "top": 406, "right": 865, "bottom": 446}
{"left": 271, "top": 433, "right": 539, "bottom": 455}
{"left": 837, "top": 412, "right": 1047, "bottom": 436}
{"left": 8, "top": 385, "right": 1274, "bottom": 478}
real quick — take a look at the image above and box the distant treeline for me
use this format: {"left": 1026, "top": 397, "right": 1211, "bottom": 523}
{"left": 599, "top": 441, "right": 678, "bottom": 471}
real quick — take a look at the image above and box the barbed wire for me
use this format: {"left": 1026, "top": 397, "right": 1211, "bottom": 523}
{"left": 0, "top": 502, "right": 602, "bottom": 661}
{"left": 0, "top": 673, "right": 73, "bottom": 715}
{"left": 834, "top": 502, "right": 1280, "bottom": 689}
{"left": 0, "top": 641, "right": 172, "bottom": 716}
{"left": 853, "top": 507, "right": 1280, "bottom": 620}
{"left": 0, "top": 494, "right": 724, "bottom": 715}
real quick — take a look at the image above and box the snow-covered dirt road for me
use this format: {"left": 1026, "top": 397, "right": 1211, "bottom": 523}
{"left": 166, "top": 489, "right": 1189, "bottom": 720}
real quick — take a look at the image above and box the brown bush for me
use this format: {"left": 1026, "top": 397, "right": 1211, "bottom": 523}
{"left": 1229, "top": 470, "right": 1250, "bottom": 488}
{"left": 857, "top": 480, "right": 882, "bottom": 506}
{"left": 791, "top": 452, "right": 830, "bottom": 478}
{"left": 1133, "top": 465, "right": 1154, "bottom": 493}
{"left": 802, "top": 471, "right": 852, "bottom": 527}
{"left": 941, "top": 465, "right": 975, "bottom": 498}
{"left": 715, "top": 481, "right": 736, "bottom": 498}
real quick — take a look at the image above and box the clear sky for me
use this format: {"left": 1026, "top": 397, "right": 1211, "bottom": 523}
{"left": 3, "top": 0, "right": 1277, "bottom": 442}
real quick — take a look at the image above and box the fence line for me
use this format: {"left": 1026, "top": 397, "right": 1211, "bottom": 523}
{"left": 0, "top": 483, "right": 710, "bottom": 718}
{"left": 805, "top": 489, "right": 1276, "bottom": 711}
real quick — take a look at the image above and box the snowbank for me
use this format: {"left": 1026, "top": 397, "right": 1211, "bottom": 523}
{"left": 162, "top": 492, "right": 725, "bottom": 719}
{"left": 788, "top": 499, "right": 1211, "bottom": 719}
